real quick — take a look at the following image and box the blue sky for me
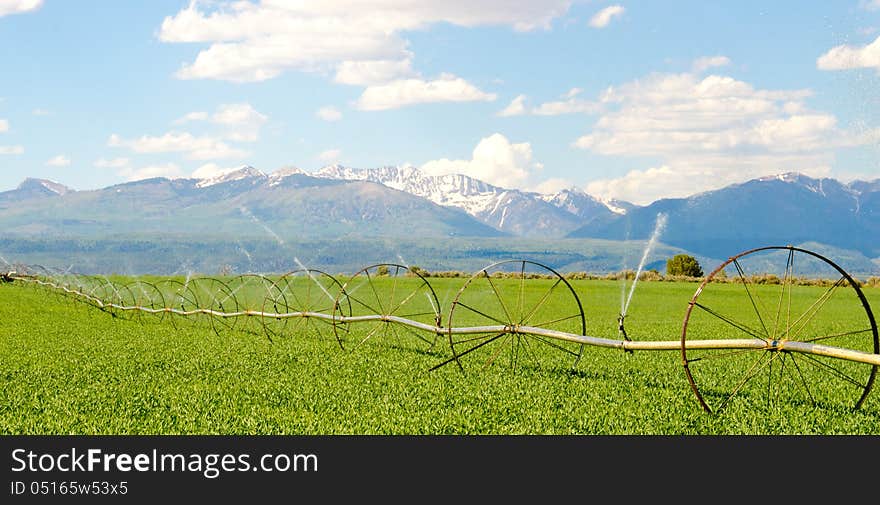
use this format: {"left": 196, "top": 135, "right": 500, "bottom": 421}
{"left": 1, "top": 0, "right": 879, "bottom": 204}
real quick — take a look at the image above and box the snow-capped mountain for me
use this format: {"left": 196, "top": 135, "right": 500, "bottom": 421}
{"left": 568, "top": 171, "right": 880, "bottom": 259}
{"left": 195, "top": 166, "right": 267, "bottom": 188}
{"left": 312, "top": 165, "right": 625, "bottom": 238}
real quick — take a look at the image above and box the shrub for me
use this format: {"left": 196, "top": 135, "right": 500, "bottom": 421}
{"left": 666, "top": 254, "right": 704, "bottom": 277}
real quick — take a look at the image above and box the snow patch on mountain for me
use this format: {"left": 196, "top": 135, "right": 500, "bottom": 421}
{"left": 196, "top": 166, "right": 266, "bottom": 188}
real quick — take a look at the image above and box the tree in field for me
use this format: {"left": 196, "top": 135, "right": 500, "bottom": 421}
{"left": 666, "top": 254, "right": 704, "bottom": 277}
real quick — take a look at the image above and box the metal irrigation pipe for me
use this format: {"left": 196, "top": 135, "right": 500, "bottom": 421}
{"left": 10, "top": 274, "right": 880, "bottom": 368}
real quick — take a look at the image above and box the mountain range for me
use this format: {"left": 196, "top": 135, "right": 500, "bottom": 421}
{"left": 0, "top": 166, "right": 878, "bottom": 274}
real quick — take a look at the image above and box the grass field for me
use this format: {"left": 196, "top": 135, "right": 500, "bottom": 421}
{"left": 2, "top": 268, "right": 879, "bottom": 435}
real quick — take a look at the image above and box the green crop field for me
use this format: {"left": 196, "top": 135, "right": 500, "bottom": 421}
{"left": 2, "top": 270, "right": 879, "bottom": 435}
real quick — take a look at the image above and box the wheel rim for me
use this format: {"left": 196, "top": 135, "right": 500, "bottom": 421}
{"left": 333, "top": 264, "right": 441, "bottom": 352}
{"left": 682, "top": 245, "right": 879, "bottom": 414}
{"left": 189, "top": 277, "right": 239, "bottom": 337}
{"left": 440, "top": 260, "right": 586, "bottom": 374}
{"left": 263, "top": 269, "right": 347, "bottom": 343}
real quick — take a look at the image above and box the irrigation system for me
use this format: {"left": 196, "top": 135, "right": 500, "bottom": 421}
{"left": 4, "top": 245, "right": 879, "bottom": 415}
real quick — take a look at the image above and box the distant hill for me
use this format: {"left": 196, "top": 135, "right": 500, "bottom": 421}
{"left": 0, "top": 168, "right": 504, "bottom": 240}
{"left": 567, "top": 173, "right": 880, "bottom": 260}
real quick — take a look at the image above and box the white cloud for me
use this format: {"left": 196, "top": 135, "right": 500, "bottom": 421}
{"left": 0, "top": 145, "right": 24, "bottom": 155}
{"left": 212, "top": 102, "right": 267, "bottom": 127}
{"left": 173, "top": 103, "right": 268, "bottom": 142}
{"left": 316, "top": 106, "right": 342, "bottom": 122}
{"left": 158, "top": 1, "right": 572, "bottom": 83}
{"left": 191, "top": 162, "right": 239, "bottom": 179}
{"left": 861, "top": 0, "right": 880, "bottom": 11}
{"left": 497, "top": 89, "right": 600, "bottom": 116}
{"left": 572, "top": 67, "right": 869, "bottom": 204}
{"left": 692, "top": 55, "right": 731, "bottom": 73}
{"left": 588, "top": 5, "right": 625, "bottom": 29}
{"left": 356, "top": 74, "right": 496, "bottom": 110}
{"left": 421, "top": 133, "right": 540, "bottom": 189}
{"left": 94, "top": 157, "right": 131, "bottom": 169}
{"left": 108, "top": 132, "right": 248, "bottom": 160}
{"left": 0, "top": 0, "right": 42, "bottom": 17}
{"left": 32, "top": 108, "right": 50, "bottom": 116}
{"left": 533, "top": 177, "right": 576, "bottom": 194}
{"left": 118, "top": 163, "right": 184, "bottom": 182}
{"left": 45, "top": 155, "right": 71, "bottom": 167}
{"left": 817, "top": 35, "right": 880, "bottom": 72}
{"left": 497, "top": 95, "right": 528, "bottom": 117}
{"left": 317, "top": 149, "right": 342, "bottom": 164}
{"left": 0, "top": 119, "right": 7, "bottom": 132}
{"left": 173, "top": 111, "right": 210, "bottom": 124}
{"left": 334, "top": 58, "right": 417, "bottom": 85}
{"left": 212, "top": 103, "right": 267, "bottom": 141}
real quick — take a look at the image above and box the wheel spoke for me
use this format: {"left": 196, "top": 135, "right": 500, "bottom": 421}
{"left": 793, "top": 352, "right": 868, "bottom": 389}
{"left": 519, "top": 278, "right": 563, "bottom": 326}
{"left": 783, "top": 277, "right": 846, "bottom": 342}
{"left": 732, "top": 259, "right": 770, "bottom": 339}
{"left": 771, "top": 248, "right": 794, "bottom": 340}
{"left": 483, "top": 271, "right": 514, "bottom": 324}
{"left": 454, "top": 301, "right": 509, "bottom": 326}
{"left": 430, "top": 333, "right": 507, "bottom": 371}
{"left": 481, "top": 334, "right": 512, "bottom": 371}
{"left": 801, "top": 327, "right": 875, "bottom": 344}
{"left": 693, "top": 302, "right": 767, "bottom": 341}
{"left": 717, "top": 351, "right": 777, "bottom": 412}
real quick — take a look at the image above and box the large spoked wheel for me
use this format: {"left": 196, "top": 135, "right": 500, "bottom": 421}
{"left": 123, "top": 280, "right": 167, "bottom": 324}
{"left": 189, "top": 277, "right": 239, "bottom": 337}
{"left": 263, "top": 269, "right": 348, "bottom": 343}
{"left": 223, "top": 274, "right": 282, "bottom": 338}
{"left": 438, "top": 260, "right": 586, "bottom": 374}
{"left": 154, "top": 279, "right": 201, "bottom": 329}
{"left": 332, "top": 264, "right": 441, "bottom": 352}
{"left": 682, "top": 246, "right": 879, "bottom": 414}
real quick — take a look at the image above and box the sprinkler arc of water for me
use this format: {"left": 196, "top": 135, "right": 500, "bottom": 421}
{"left": 621, "top": 212, "right": 668, "bottom": 319}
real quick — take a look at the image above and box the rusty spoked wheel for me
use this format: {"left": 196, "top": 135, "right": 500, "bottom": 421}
{"left": 262, "top": 269, "right": 347, "bottom": 343}
{"left": 682, "top": 245, "right": 879, "bottom": 414}
{"left": 437, "top": 260, "right": 586, "bottom": 374}
{"left": 188, "top": 277, "right": 239, "bottom": 337}
{"left": 332, "top": 264, "right": 441, "bottom": 352}
{"left": 154, "top": 279, "right": 200, "bottom": 329}
{"left": 123, "top": 280, "right": 167, "bottom": 325}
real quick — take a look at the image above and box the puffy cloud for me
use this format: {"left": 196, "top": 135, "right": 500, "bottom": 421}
{"left": 692, "top": 55, "right": 731, "bottom": 73}
{"left": 158, "top": 1, "right": 572, "bottom": 83}
{"left": 0, "top": 145, "right": 23, "bottom": 154}
{"left": 0, "top": 119, "right": 7, "bottom": 132}
{"left": 573, "top": 63, "right": 870, "bottom": 204}
{"left": 191, "top": 162, "right": 240, "bottom": 179}
{"left": 317, "top": 149, "right": 342, "bottom": 164}
{"left": 356, "top": 74, "right": 496, "bottom": 110}
{"left": 421, "top": 133, "right": 539, "bottom": 189}
{"left": 532, "top": 177, "right": 576, "bottom": 194}
{"left": 0, "top": 0, "right": 42, "bottom": 17}
{"left": 173, "top": 111, "right": 210, "bottom": 124}
{"left": 118, "top": 163, "right": 184, "bottom": 182}
{"left": 174, "top": 103, "right": 268, "bottom": 142}
{"left": 497, "top": 95, "right": 528, "bottom": 117}
{"left": 497, "top": 89, "right": 600, "bottom": 116}
{"left": 588, "top": 5, "right": 625, "bottom": 29}
{"left": 316, "top": 106, "right": 342, "bottom": 122}
{"left": 108, "top": 132, "right": 249, "bottom": 161}
{"left": 861, "top": 0, "right": 880, "bottom": 11}
{"left": 334, "top": 58, "right": 417, "bottom": 85}
{"left": 817, "top": 35, "right": 880, "bottom": 72}
{"left": 45, "top": 155, "right": 71, "bottom": 167}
